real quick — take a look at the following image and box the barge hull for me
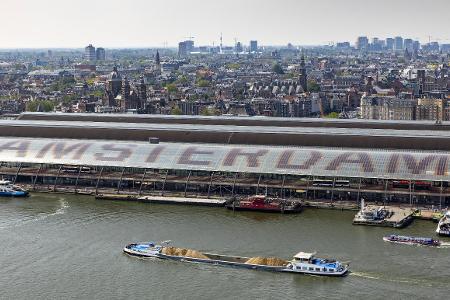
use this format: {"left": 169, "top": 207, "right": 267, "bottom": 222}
{"left": 226, "top": 206, "right": 302, "bottom": 214}
{"left": 123, "top": 248, "right": 348, "bottom": 277}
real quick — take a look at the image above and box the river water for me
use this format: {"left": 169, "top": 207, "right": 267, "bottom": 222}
{"left": 1, "top": 194, "right": 449, "bottom": 299}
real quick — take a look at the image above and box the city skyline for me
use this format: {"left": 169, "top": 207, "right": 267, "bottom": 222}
{"left": 1, "top": 0, "right": 449, "bottom": 48}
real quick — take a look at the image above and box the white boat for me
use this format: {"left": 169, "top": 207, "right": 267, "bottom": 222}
{"left": 123, "top": 242, "right": 349, "bottom": 277}
{"left": 0, "top": 180, "right": 29, "bottom": 197}
{"left": 436, "top": 211, "right": 450, "bottom": 237}
{"left": 353, "top": 199, "right": 390, "bottom": 223}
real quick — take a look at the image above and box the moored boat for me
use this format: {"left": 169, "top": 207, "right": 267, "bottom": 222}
{"left": 226, "top": 195, "right": 302, "bottom": 213}
{"left": 123, "top": 242, "right": 348, "bottom": 277}
{"left": 383, "top": 235, "right": 441, "bottom": 247}
{"left": 436, "top": 211, "right": 450, "bottom": 237}
{"left": 0, "top": 180, "right": 29, "bottom": 197}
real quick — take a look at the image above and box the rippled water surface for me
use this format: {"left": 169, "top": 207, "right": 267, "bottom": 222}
{"left": 1, "top": 194, "right": 449, "bottom": 299}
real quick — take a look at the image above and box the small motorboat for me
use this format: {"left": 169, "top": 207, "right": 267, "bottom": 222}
{"left": 383, "top": 235, "right": 441, "bottom": 247}
{"left": 123, "top": 241, "right": 349, "bottom": 277}
{"left": 0, "top": 180, "right": 29, "bottom": 197}
{"left": 436, "top": 211, "right": 450, "bottom": 237}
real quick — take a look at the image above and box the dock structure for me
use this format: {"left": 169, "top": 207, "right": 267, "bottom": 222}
{"left": 353, "top": 205, "right": 416, "bottom": 228}
{"left": 96, "top": 194, "right": 226, "bottom": 207}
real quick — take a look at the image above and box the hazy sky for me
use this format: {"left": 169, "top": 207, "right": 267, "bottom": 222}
{"left": 1, "top": 0, "right": 449, "bottom": 48}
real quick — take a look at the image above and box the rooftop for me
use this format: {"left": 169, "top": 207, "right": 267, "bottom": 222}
{"left": 1, "top": 137, "right": 449, "bottom": 181}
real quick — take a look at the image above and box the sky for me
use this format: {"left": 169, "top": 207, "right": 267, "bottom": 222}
{"left": 1, "top": 0, "right": 449, "bottom": 48}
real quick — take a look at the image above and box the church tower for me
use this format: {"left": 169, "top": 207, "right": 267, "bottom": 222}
{"left": 155, "top": 50, "right": 161, "bottom": 75}
{"left": 138, "top": 75, "right": 147, "bottom": 108}
{"left": 108, "top": 66, "right": 122, "bottom": 97}
{"left": 298, "top": 51, "right": 307, "bottom": 92}
{"left": 122, "top": 76, "right": 131, "bottom": 105}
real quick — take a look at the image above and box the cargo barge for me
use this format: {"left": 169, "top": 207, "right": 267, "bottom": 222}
{"left": 123, "top": 242, "right": 349, "bottom": 276}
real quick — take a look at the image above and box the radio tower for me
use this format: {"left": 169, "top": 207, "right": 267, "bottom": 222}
{"left": 220, "top": 32, "right": 223, "bottom": 54}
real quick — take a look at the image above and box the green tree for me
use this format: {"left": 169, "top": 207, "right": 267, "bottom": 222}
{"left": 176, "top": 75, "right": 189, "bottom": 85}
{"left": 91, "top": 90, "right": 104, "bottom": 98}
{"left": 226, "top": 63, "right": 240, "bottom": 70}
{"left": 27, "top": 100, "right": 54, "bottom": 112}
{"left": 165, "top": 83, "right": 178, "bottom": 94}
{"left": 307, "top": 80, "right": 321, "bottom": 92}
{"left": 324, "top": 112, "right": 340, "bottom": 119}
{"left": 197, "top": 79, "right": 210, "bottom": 88}
{"left": 171, "top": 106, "right": 182, "bottom": 115}
{"left": 272, "top": 63, "right": 284, "bottom": 75}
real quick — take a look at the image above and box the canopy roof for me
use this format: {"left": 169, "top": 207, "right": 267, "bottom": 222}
{"left": 0, "top": 137, "right": 449, "bottom": 181}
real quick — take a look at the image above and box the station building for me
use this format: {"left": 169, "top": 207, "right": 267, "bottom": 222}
{"left": 0, "top": 113, "right": 449, "bottom": 207}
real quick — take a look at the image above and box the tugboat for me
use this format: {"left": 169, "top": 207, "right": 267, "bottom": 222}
{"left": 383, "top": 235, "right": 441, "bottom": 247}
{"left": 0, "top": 180, "right": 29, "bottom": 197}
{"left": 123, "top": 242, "right": 349, "bottom": 277}
{"left": 226, "top": 195, "right": 302, "bottom": 213}
{"left": 436, "top": 211, "right": 450, "bottom": 236}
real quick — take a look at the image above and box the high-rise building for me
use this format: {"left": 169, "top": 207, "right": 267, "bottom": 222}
{"left": 185, "top": 40, "right": 194, "bottom": 52}
{"left": 235, "top": 42, "right": 243, "bottom": 53}
{"left": 386, "top": 38, "right": 394, "bottom": 50}
{"left": 178, "top": 40, "right": 194, "bottom": 57}
{"left": 178, "top": 42, "right": 188, "bottom": 57}
{"left": 404, "top": 39, "right": 413, "bottom": 51}
{"left": 371, "top": 38, "right": 383, "bottom": 51}
{"left": 336, "top": 42, "right": 350, "bottom": 49}
{"left": 84, "top": 44, "right": 96, "bottom": 62}
{"left": 356, "top": 36, "right": 369, "bottom": 50}
{"left": 96, "top": 47, "right": 105, "bottom": 61}
{"left": 394, "top": 36, "right": 404, "bottom": 51}
{"left": 250, "top": 40, "right": 258, "bottom": 53}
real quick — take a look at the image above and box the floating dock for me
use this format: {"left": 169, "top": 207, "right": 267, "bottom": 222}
{"left": 96, "top": 194, "right": 226, "bottom": 207}
{"left": 353, "top": 205, "right": 416, "bottom": 228}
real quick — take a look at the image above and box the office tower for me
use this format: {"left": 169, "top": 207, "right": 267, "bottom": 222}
{"left": 404, "top": 39, "right": 413, "bottom": 51}
{"left": 356, "top": 36, "right": 369, "bottom": 50}
{"left": 386, "top": 38, "right": 394, "bottom": 50}
{"left": 84, "top": 44, "right": 96, "bottom": 62}
{"left": 235, "top": 42, "right": 243, "bottom": 53}
{"left": 250, "top": 40, "right": 258, "bottom": 53}
{"left": 96, "top": 47, "right": 106, "bottom": 61}
{"left": 413, "top": 41, "right": 420, "bottom": 52}
{"left": 178, "top": 40, "right": 194, "bottom": 57}
{"left": 185, "top": 40, "right": 194, "bottom": 52}
{"left": 394, "top": 36, "right": 404, "bottom": 51}
{"left": 178, "top": 42, "right": 188, "bottom": 57}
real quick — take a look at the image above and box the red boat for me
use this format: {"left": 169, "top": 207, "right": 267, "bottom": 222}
{"left": 226, "top": 195, "right": 303, "bottom": 213}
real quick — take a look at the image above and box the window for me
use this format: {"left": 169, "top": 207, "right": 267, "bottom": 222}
{"left": 315, "top": 268, "right": 321, "bottom": 271}
{"left": 309, "top": 267, "right": 314, "bottom": 271}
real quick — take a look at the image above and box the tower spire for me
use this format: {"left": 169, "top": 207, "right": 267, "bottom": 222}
{"left": 299, "top": 49, "right": 307, "bottom": 92}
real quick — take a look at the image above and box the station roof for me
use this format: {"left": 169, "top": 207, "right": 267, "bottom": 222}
{"left": 17, "top": 112, "right": 450, "bottom": 131}
{"left": 3, "top": 120, "right": 450, "bottom": 139}
{"left": 1, "top": 137, "right": 449, "bottom": 181}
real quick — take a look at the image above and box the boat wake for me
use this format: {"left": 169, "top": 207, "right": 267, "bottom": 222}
{"left": 437, "top": 242, "right": 450, "bottom": 248}
{"left": 0, "top": 198, "right": 69, "bottom": 230}
{"left": 350, "top": 271, "right": 434, "bottom": 286}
